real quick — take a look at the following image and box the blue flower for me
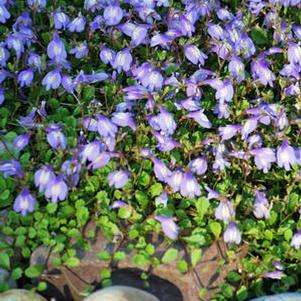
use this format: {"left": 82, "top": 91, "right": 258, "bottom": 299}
{"left": 13, "top": 188, "right": 35, "bottom": 216}
{"left": 103, "top": 5, "right": 123, "bottom": 26}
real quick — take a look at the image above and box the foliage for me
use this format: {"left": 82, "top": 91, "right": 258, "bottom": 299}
{"left": 0, "top": 0, "right": 301, "bottom": 300}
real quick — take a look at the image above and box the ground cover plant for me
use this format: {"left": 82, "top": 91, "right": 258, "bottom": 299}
{"left": 0, "top": 0, "right": 301, "bottom": 300}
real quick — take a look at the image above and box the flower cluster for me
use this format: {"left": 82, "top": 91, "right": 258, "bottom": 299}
{"left": 1, "top": 0, "right": 301, "bottom": 295}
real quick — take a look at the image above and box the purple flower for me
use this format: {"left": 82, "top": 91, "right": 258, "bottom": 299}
{"left": 13, "top": 133, "right": 30, "bottom": 151}
{"left": 219, "top": 125, "right": 240, "bottom": 141}
{"left": 150, "top": 33, "right": 173, "bottom": 48}
{"left": 215, "top": 200, "right": 235, "bottom": 223}
{"left": 0, "top": 2, "right": 10, "bottom": 23}
{"left": 47, "top": 32, "right": 67, "bottom": 64}
{"left": 81, "top": 140, "right": 102, "bottom": 162}
{"left": 180, "top": 170, "right": 201, "bottom": 199}
{"left": 52, "top": 8, "right": 70, "bottom": 30}
{"left": 103, "top": 5, "right": 123, "bottom": 26}
{"left": 155, "top": 215, "right": 179, "bottom": 240}
{"left": 277, "top": 140, "right": 297, "bottom": 171}
{"left": 184, "top": 44, "right": 207, "bottom": 65}
{"left": 186, "top": 110, "right": 212, "bottom": 128}
{"left": 13, "top": 188, "right": 35, "bottom": 216}
{"left": 206, "top": 79, "right": 234, "bottom": 102}
{"left": 250, "top": 148, "right": 276, "bottom": 173}
{"left": 17, "top": 68, "right": 34, "bottom": 87}
{"left": 131, "top": 25, "right": 148, "bottom": 46}
{"left": 6, "top": 33, "right": 24, "bottom": 59}
{"left": 123, "top": 85, "right": 149, "bottom": 100}
{"left": 263, "top": 271, "right": 284, "bottom": 280}
{"left": 273, "top": 261, "right": 284, "bottom": 271}
{"left": 88, "top": 152, "right": 111, "bottom": 170}
{"left": 291, "top": 230, "right": 301, "bottom": 250}
{"left": 179, "top": 15, "right": 195, "bottom": 37}
{"left": 149, "top": 106, "right": 176, "bottom": 136}
{"left": 97, "top": 114, "right": 118, "bottom": 138}
{"left": 62, "top": 75, "right": 75, "bottom": 93}
{"left": 241, "top": 117, "right": 258, "bottom": 140}
{"left": 110, "top": 200, "right": 127, "bottom": 209}
{"left": 223, "top": 222, "right": 241, "bottom": 244}
{"left": 46, "top": 124, "right": 67, "bottom": 150}
{"left": 45, "top": 175, "right": 68, "bottom": 203}
{"left": 188, "top": 157, "right": 207, "bottom": 175}
{"left": 152, "top": 157, "right": 172, "bottom": 182}
{"left": 287, "top": 42, "right": 301, "bottom": 65}
{"left": 253, "top": 190, "right": 270, "bottom": 219}
{"left": 28, "top": 52, "right": 42, "bottom": 73}
{"left": 70, "top": 42, "right": 89, "bottom": 59}
{"left": 152, "top": 131, "right": 180, "bottom": 151}
{"left": 0, "top": 43, "right": 9, "bottom": 67}
{"left": 141, "top": 69, "right": 164, "bottom": 91}
{"left": 68, "top": 14, "right": 86, "bottom": 32}
{"left": 108, "top": 170, "right": 130, "bottom": 189}
{"left": 83, "top": 117, "right": 98, "bottom": 132}
{"left": 228, "top": 56, "right": 245, "bottom": 83}
{"left": 111, "top": 112, "right": 136, "bottom": 130}
{"left": 113, "top": 48, "right": 132, "bottom": 73}
{"left": 100, "top": 46, "right": 116, "bottom": 65}
{"left": 251, "top": 57, "right": 275, "bottom": 87}
{"left": 207, "top": 23, "right": 224, "bottom": 40}
{"left": 34, "top": 165, "right": 56, "bottom": 193}
{"left": 61, "top": 158, "right": 81, "bottom": 187}
{"left": 42, "top": 68, "right": 62, "bottom": 90}
{"left": 0, "top": 86, "right": 4, "bottom": 105}
{"left": 206, "top": 187, "right": 221, "bottom": 200}
{"left": 166, "top": 169, "right": 183, "bottom": 192}
{"left": 27, "top": 0, "right": 46, "bottom": 10}
{"left": 155, "top": 192, "right": 168, "bottom": 207}
{"left": 0, "top": 160, "right": 23, "bottom": 178}
{"left": 214, "top": 100, "right": 230, "bottom": 118}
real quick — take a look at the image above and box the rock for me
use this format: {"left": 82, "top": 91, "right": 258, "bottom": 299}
{"left": 83, "top": 286, "right": 159, "bottom": 301}
{"left": 31, "top": 221, "right": 248, "bottom": 301}
{"left": 0, "top": 289, "right": 47, "bottom": 301}
{"left": 250, "top": 293, "right": 301, "bottom": 301}
{"left": 0, "top": 268, "right": 17, "bottom": 288}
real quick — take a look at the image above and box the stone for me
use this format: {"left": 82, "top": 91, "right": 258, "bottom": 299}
{"left": 0, "top": 268, "right": 17, "bottom": 288}
{"left": 30, "top": 221, "right": 248, "bottom": 301}
{"left": 83, "top": 286, "right": 159, "bottom": 301}
{"left": 0, "top": 289, "right": 47, "bottom": 301}
{"left": 250, "top": 293, "right": 301, "bottom": 301}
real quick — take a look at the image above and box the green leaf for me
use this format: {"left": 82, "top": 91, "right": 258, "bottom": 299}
{"left": 132, "top": 253, "right": 150, "bottom": 267}
{"left": 135, "top": 191, "right": 149, "bottom": 209}
{"left": 220, "top": 283, "right": 234, "bottom": 298}
{"left": 177, "top": 260, "right": 188, "bottom": 273}
{"left": 162, "top": 248, "right": 178, "bottom": 264}
{"left": 284, "top": 229, "right": 293, "bottom": 241}
{"left": 11, "top": 267, "right": 23, "bottom": 280}
{"left": 37, "top": 281, "right": 48, "bottom": 291}
{"left": 149, "top": 183, "right": 163, "bottom": 197}
{"left": 0, "top": 252, "right": 10, "bottom": 270}
{"left": 98, "top": 251, "right": 111, "bottom": 261}
{"left": 64, "top": 257, "right": 80, "bottom": 268}
{"left": 118, "top": 206, "right": 132, "bottom": 219}
{"left": 191, "top": 249, "right": 202, "bottom": 267}
{"left": 46, "top": 203, "right": 57, "bottom": 214}
{"left": 251, "top": 26, "right": 269, "bottom": 46}
{"left": 100, "top": 268, "right": 111, "bottom": 279}
{"left": 227, "top": 271, "right": 241, "bottom": 282}
{"left": 209, "top": 221, "right": 222, "bottom": 239}
{"left": 25, "top": 265, "right": 44, "bottom": 278}
{"left": 236, "top": 285, "right": 249, "bottom": 301}
{"left": 113, "top": 251, "right": 126, "bottom": 261}
{"left": 196, "top": 197, "right": 210, "bottom": 220}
